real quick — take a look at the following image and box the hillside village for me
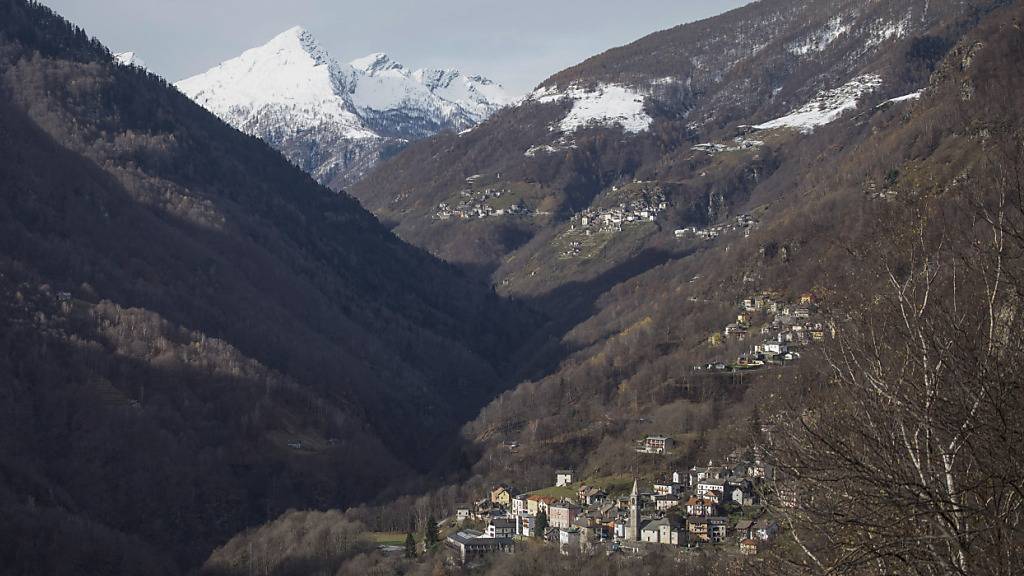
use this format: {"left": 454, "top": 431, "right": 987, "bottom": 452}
{"left": 554, "top": 183, "right": 668, "bottom": 259}
{"left": 675, "top": 214, "right": 759, "bottom": 241}
{"left": 435, "top": 188, "right": 532, "bottom": 220}
{"left": 443, "top": 449, "right": 780, "bottom": 566}
{"left": 435, "top": 174, "right": 537, "bottom": 220}
{"left": 438, "top": 291, "right": 822, "bottom": 567}
{"left": 568, "top": 183, "right": 668, "bottom": 235}
{"left": 700, "top": 291, "right": 827, "bottom": 372}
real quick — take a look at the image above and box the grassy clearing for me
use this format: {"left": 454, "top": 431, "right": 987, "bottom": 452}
{"left": 369, "top": 532, "right": 406, "bottom": 546}
{"left": 526, "top": 473, "right": 636, "bottom": 500}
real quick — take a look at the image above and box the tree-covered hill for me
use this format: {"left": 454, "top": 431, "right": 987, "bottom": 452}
{"left": 0, "top": 0, "right": 535, "bottom": 572}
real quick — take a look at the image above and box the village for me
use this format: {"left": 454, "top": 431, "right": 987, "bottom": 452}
{"left": 674, "top": 214, "right": 759, "bottom": 241}
{"left": 690, "top": 136, "right": 765, "bottom": 156}
{"left": 435, "top": 187, "right": 533, "bottom": 220}
{"left": 443, "top": 444, "right": 780, "bottom": 566}
{"left": 435, "top": 291, "right": 829, "bottom": 565}
{"left": 555, "top": 184, "right": 668, "bottom": 259}
{"left": 569, "top": 184, "right": 667, "bottom": 235}
{"left": 697, "top": 291, "right": 827, "bottom": 372}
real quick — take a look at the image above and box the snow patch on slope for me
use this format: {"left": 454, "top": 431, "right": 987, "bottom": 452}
{"left": 789, "top": 17, "right": 849, "bottom": 56}
{"left": 880, "top": 91, "right": 922, "bottom": 106}
{"left": 867, "top": 16, "right": 911, "bottom": 47}
{"left": 525, "top": 136, "right": 578, "bottom": 157}
{"left": 754, "top": 74, "right": 882, "bottom": 133}
{"left": 532, "top": 84, "right": 652, "bottom": 134}
{"left": 114, "top": 51, "right": 146, "bottom": 69}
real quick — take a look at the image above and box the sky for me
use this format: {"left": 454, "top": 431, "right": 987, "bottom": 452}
{"left": 41, "top": 0, "right": 751, "bottom": 95}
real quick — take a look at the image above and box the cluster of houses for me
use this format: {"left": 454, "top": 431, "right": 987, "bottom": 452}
{"left": 690, "top": 137, "right": 765, "bottom": 155}
{"left": 445, "top": 454, "right": 780, "bottom": 565}
{"left": 675, "top": 214, "right": 758, "bottom": 241}
{"left": 700, "top": 291, "right": 828, "bottom": 371}
{"left": 568, "top": 186, "right": 667, "bottom": 235}
{"left": 435, "top": 186, "right": 533, "bottom": 221}
{"left": 560, "top": 240, "right": 586, "bottom": 259}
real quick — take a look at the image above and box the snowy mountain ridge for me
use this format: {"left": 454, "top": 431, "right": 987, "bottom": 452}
{"left": 175, "top": 26, "right": 512, "bottom": 187}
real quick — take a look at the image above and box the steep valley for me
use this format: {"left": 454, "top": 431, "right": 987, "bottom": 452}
{"left": 2, "top": 0, "right": 1023, "bottom": 574}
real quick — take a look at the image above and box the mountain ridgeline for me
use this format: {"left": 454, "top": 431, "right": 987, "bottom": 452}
{"left": 0, "top": 0, "right": 532, "bottom": 573}
{"left": 351, "top": 0, "right": 980, "bottom": 281}
{"left": 175, "top": 27, "right": 512, "bottom": 188}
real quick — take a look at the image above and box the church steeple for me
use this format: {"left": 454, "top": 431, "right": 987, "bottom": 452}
{"left": 627, "top": 477, "right": 641, "bottom": 541}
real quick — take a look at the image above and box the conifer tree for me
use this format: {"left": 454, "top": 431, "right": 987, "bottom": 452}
{"left": 404, "top": 533, "right": 416, "bottom": 558}
{"left": 535, "top": 510, "right": 548, "bottom": 538}
{"left": 424, "top": 516, "right": 439, "bottom": 548}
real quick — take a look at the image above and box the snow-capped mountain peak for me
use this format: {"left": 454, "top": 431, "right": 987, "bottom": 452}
{"left": 175, "top": 27, "right": 511, "bottom": 188}
{"left": 269, "top": 25, "right": 331, "bottom": 65}
{"left": 175, "top": 26, "right": 369, "bottom": 142}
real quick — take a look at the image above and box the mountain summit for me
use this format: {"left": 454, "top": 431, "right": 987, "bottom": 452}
{"left": 175, "top": 27, "right": 511, "bottom": 187}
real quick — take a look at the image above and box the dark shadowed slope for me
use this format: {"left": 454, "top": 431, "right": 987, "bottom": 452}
{"left": 0, "top": 0, "right": 534, "bottom": 572}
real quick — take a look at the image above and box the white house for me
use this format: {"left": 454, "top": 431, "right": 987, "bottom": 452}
{"left": 555, "top": 469, "right": 575, "bottom": 487}
{"left": 640, "top": 517, "right": 683, "bottom": 545}
{"left": 653, "top": 473, "right": 683, "bottom": 495}
{"left": 487, "top": 518, "right": 515, "bottom": 539}
{"left": 455, "top": 504, "right": 472, "bottom": 524}
{"left": 516, "top": 514, "right": 537, "bottom": 538}
{"left": 641, "top": 436, "right": 674, "bottom": 454}
{"left": 755, "top": 519, "right": 780, "bottom": 541}
{"left": 511, "top": 494, "right": 529, "bottom": 515}
{"left": 559, "top": 527, "right": 582, "bottom": 555}
{"left": 697, "top": 479, "right": 728, "bottom": 498}
{"left": 730, "top": 486, "right": 747, "bottom": 504}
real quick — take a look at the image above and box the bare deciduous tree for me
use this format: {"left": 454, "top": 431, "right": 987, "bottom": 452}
{"left": 764, "top": 126, "right": 1024, "bottom": 576}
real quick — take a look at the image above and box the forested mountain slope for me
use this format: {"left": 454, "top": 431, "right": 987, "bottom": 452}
{"left": 339, "top": 0, "right": 1014, "bottom": 487}
{"left": 454, "top": 0, "right": 1020, "bottom": 491}
{"left": 459, "top": 5, "right": 1024, "bottom": 569}
{"left": 352, "top": 0, "right": 989, "bottom": 288}
{"left": 337, "top": 1, "right": 1013, "bottom": 487}
{"left": 0, "top": 0, "right": 532, "bottom": 572}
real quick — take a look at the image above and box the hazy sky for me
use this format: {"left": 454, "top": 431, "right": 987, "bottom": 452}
{"left": 41, "top": 0, "right": 751, "bottom": 95}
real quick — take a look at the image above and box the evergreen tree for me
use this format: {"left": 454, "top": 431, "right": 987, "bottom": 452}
{"left": 424, "top": 516, "right": 439, "bottom": 548}
{"left": 404, "top": 533, "right": 416, "bottom": 558}
{"left": 535, "top": 510, "right": 548, "bottom": 538}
